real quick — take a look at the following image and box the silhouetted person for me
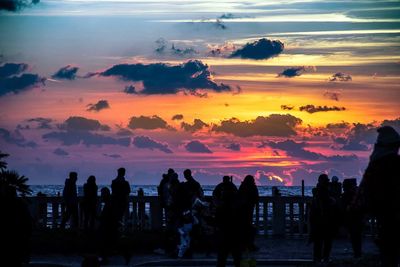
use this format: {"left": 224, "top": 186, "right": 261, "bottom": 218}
{"left": 341, "top": 178, "right": 362, "bottom": 258}
{"left": 180, "top": 169, "right": 204, "bottom": 211}
{"left": 353, "top": 126, "right": 400, "bottom": 267}
{"left": 329, "top": 176, "right": 342, "bottom": 239}
{"left": 309, "top": 174, "right": 336, "bottom": 263}
{"left": 213, "top": 176, "right": 242, "bottom": 267}
{"left": 83, "top": 175, "right": 98, "bottom": 231}
{"left": 61, "top": 171, "right": 78, "bottom": 229}
{"left": 238, "top": 175, "right": 259, "bottom": 251}
{"left": 98, "top": 187, "right": 119, "bottom": 264}
{"left": 163, "top": 170, "right": 181, "bottom": 255}
{"left": 0, "top": 185, "right": 32, "bottom": 266}
{"left": 178, "top": 169, "right": 203, "bottom": 257}
{"left": 111, "top": 167, "right": 131, "bottom": 222}
{"left": 330, "top": 176, "right": 342, "bottom": 200}
{"left": 158, "top": 173, "right": 171, "bottom": 210}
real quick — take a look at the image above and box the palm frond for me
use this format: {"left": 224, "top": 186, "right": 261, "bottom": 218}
{"left": 0, "top": 151, "right": 9, "bottom": 170}
{"left": 0, "top": 170, "right": 32, "bottom": 196}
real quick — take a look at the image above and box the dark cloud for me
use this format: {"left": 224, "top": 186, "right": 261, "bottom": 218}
{"left": 230, "top": 38, "right": 284, "bottom": 60}
{"left": 155, "top": 39, "right": 198, "bottom": 56}
{"left": 277, "top": 67, "right": 306, "bottom": 78}
{"left": 326, "top": 122, "right": 350, "bottom": 129}
{"left": 100, "top": 60, "right": 230, "bottom": 95}
{"left": 381, "top": 117, "right": 400, "bottom": 131}
{"left": 181, "top": 119, "right": 208, "bottom": 132}
{"left": 0, "top": 63, "right": 28, "bottom": 78}
{"left": 0, "top": 73, "right": 45, "bottom": 96}
{"left": 299, "top": 105, "right": 346, "bottom": 114}
{"left": 132, "top": 136, "right": 173, "bottom": 154}
{"left": 171, "top": 44, "right": 198, "bottom": 57}
{"left": 185, "top": 140, "right": 212, "bottom": 153}
{"left": 334, "top": 123, "right": 377, "bottom": 151}
{"left": 103, "top": 153, "right": 121, "bottom": 159}
{"left": 52, "top": 65, "right": 79, "bottom": 80}
{"left": 43, "top": 131, "right": 130, "bottom": 147}
{"left": 0, "top": 128, "right": 37, "bottom": 148}
{"left": 123, "top": 85, "right": 136, "bottom": 94}
{"left": 53, "top": 148, "right": 68, "bottom": 156}
{"left": 225, "top": 143, "right": 241, "bottom": 151}
{"left": 268, "top": 140, "right": 321, "bottom": 160}
{"left": 27, "top": 117, "right": 53, "bottom": 129}
{"left": 116, "top": 128, "right": 133, "bottom": 136}
{"left": 86, "top": 100, "right": 110, "bottom": 112}
{"left": 61, "top": 116, "right": 110, "bottom": 132}
{"left": 155, "top": 38, "right": 167, "bottom": 54}
{"left": 329, "top": 72, "right": 352, "bottom": 82}
{"left": 207, "top": 42, "right": 236, "bottom": 57}
{"left": 281, "top": 105, "right": 294, "bottom": 111}
{"left": 212, "top": 114, "right": 302, "bottom": 137}
{"left": 268, "top": 139, "right": 357, "bottom": 161}
{"left": 323, "top": 90, "right": 341, "bottom": 101}
{"left": 0, "top": 0, "right": 39, "bottom": 11}
{"left": 333, "top": 119, "right": 400, "bottom": 151}
{"left": 172, "top": 114, "right": 184, "bottom": 121}
{"left": 128, "top": 115, "right": 172, "bottom": 130}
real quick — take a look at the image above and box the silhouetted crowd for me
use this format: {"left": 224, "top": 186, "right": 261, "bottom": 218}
{"left": 0, "top": 125, "right": 399, "bottom": 266}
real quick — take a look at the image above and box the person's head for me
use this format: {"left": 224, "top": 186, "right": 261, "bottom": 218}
{"left": 222, "top": 176, "right": 231, "bottom": 183}
{"left": 243, "top": 175, "right": 255, "bottom": 185}
{"left": 162, "top": 173, "right": 168, "bottom": 180}
{"left": 318, "top": 173, "right": 329, "bottom": 186}
{"left": 376, "top": 126, "right": 400, "bottom": 150}
{"left": 167, "top": 168, "right": 175, "bottom": 175}
{"left": 117, "top": 167, "right": 126, "bottom": 177}
{"left": 343, "top": 178, "right": 357, "bottom": 193}
{"left": 183, "top": 169, "right": 192, "bottom": 180}
{"left": 331, "top": 176, "right": 339, "bottom": 183}
{"left": 170, "top": 173, "right": 179, "bottom": 185}
{"left": 87, "top": 175, "right": 96, "bottom": 184}
{"left": 100, "top": 187, "right": 111, "bottom": 201}
{"left": 69, "top": 172, "right": 78, "bottom": 182}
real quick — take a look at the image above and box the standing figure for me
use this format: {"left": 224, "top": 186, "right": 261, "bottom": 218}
{"left": 238, "top": 175, "right": 259, "bottom": 251}
{"left": 83, "top": 175, "right": 98, "bottom": 231}
{"left": 60, "top": 172, "right": 78, "bottom": 229}
{"left": 353, "top": 126, "right": 400, "bottom": 267}
{"left": 309, "top": 174, "right": 336, "bottom": 263}
{"left": 213, "top": 176, "right": 242, "bottom": 267}
{"left": 173, "top": 169, "right": 203, "bottom": 257}
{"left": 111, "top": 167, "right": 131, "bottom": 222}
{"left": 341, "top": 178, "right": 363, "bottom": 258}
{"left": 180, "top": 169, "right": 203, "bottom": 211}
{"left": 98, "top": 187, "right": 119, "bottom": 264}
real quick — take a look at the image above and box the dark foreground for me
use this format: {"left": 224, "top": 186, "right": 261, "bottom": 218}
{"left": 27, "top": 231, "right": 380, "bottom": 267}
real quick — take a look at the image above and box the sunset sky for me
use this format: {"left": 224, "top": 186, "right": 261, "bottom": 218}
{"left": 0, "top": 0, "right": 399, "bottom": 185}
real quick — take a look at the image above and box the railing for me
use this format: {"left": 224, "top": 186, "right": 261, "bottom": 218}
{"left": 26, "top": 191, "right": 377, "bottom": 238}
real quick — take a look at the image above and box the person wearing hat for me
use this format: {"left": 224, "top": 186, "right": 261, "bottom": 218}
{"left": 353, "top": 126, "right": 400, "bottom": 267}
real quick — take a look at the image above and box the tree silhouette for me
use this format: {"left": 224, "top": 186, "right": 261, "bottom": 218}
{"left": 0, "top": 151, "right": 9, "bottom": 170}
{"left": 0, "top": 150, "right": 32, "bottom": 196}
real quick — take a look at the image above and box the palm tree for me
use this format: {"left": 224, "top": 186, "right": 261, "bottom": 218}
{"left": 0, "top": 151, "right": 32, "bottom": 196}
{"left": 0, "top": 151, "right": 9, "bottom": 170}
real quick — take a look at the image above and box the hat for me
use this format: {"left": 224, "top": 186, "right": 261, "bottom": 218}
{"left": 376, "top": 126, "right": 400, "bottom": 146}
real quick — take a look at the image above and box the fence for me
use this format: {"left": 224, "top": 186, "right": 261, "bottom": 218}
{"left": 27, "top": 190, "right": 377, "bottom": 238}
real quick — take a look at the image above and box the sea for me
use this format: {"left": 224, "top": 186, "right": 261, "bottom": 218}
{"left": 30, "top": 185, "right": 313, "bottom": 197}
